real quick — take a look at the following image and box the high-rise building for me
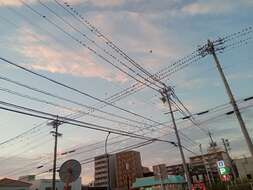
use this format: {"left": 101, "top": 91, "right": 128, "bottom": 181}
{"left": 94, "top": 154, "right": 116, "bottom": 188}
{"left": 115, "top": 150, "right": 143, "bottom": 190}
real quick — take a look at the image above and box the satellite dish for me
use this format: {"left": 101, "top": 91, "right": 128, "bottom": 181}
{"left": 59, "top": 159, "right": 81, "bottom": 184}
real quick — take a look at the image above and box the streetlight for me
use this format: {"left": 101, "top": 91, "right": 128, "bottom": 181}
{"left": 105, "top": 132, "right": 111, "bottom": 190}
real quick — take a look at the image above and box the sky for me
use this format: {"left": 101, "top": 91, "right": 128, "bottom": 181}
{"left": 0, "top": 0, "right": 253, "bottom": 184}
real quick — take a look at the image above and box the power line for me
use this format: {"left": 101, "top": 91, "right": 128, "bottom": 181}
{"left": 53, "top": 0, "right": 164, "bottom": 86}
{"left": 0, "top": 68, "right": 195, "bottom": 146}
{"left": 0, "top": 75, "right": 156, "bottom": 127}
{"left": 0, "top": 122, "right": 46, "bottom": 147}
{"left": 0, "top": 7, "right": 197, "bottom": 148}
{"left": 8, "top": 99, "right": 253, "bottom": 177}
{"left": 4, "top": 97, "right": 252, "bottom": 176}
{"left": 0, "top": 0, "right": 208, "bottom": 114}
{"left": 18, "top": 0, "right": 162, "bottom": 93}
{"left": 15, "top": 140, "right": 174, "bottom": 177}
{"left": 0, "top": 87, "right": 181, "bottom": 144}
{"left": 197, "top": 31, "right": 253, "bottom": 155}
{"left": 0, "top": 87, "right": 148, "bottom": 130}
{"left": 0, "top": 100, "right": 176, "bottom": 145}
{"left": 1, "top": 2, "right": 251, "bottom": 151}
{"left": 0, "top": 134, "right": 52, "bottom": 164}
{"left": 171, "top": 92, "right": 209, "bottom": 134}
{"left": 0, "top": 57, "right": 164, "bottom": 126}
{"left": 2, "top": 92, "right": 251, "bottom": 170}
{"left": 0, "top": 75, "right": 187, "bottom": 144}
{"left": 37, "top": 0, "right": 163, "bottom": 90}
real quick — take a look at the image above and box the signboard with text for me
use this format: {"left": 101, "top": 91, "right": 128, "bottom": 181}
{"left": 217, "top": 160, "right": 225, "bottom": 168}
{"left": 219, "top": 167, "right": 231, "bottom": 175}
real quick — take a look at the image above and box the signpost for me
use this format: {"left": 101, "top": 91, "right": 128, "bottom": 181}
{"left": 216, "top": 160, "right": 231, "bottom": 181}
{"left": 217, "top": 160, "right": 225, "bottom": 168}
{"left": 219, "top": 167, "right": 231, "bottom": 175}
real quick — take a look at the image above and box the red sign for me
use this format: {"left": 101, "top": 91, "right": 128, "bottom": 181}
{"left": 192, "top": 183, "right": 206, "bottom": 190}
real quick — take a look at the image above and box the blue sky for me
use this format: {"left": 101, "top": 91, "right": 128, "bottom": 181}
{"left": 0, "top": 0, "right": 253, "bottom": 184}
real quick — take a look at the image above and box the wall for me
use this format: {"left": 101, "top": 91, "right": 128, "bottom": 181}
{"left": 235, "top": 156, "right": 253, "bottom": 179}
{"left": 29, "top": 178, "right": 81, "bottom": 190}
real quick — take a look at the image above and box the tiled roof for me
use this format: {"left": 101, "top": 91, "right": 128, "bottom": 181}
{"left": 0, "top": 178, "right": 31, "bottom": 187}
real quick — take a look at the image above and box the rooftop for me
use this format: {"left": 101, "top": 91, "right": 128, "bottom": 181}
{"left": 132, "top": 176, "right": 185, "bottom": 188}
{"left": 0, "top": 178, "right": 31, "bottom": 187}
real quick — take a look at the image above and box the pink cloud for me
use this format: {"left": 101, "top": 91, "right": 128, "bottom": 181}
{"left": 0, "top": 0, "right": 23, "bottom": 7}
{"left": 15, "top": 27, "right": 128, "bottom": 83}
{"left": 88, "top": 0, "right": 124, "bottom": 7}
{"left": 0, "top": 0, "right": 82, "bottom": 7}
{"left": 88, "top": 11, "right": 181, "bottom": 69}
{"left": 181, "top": 0, "right": 253, "bottom": 15}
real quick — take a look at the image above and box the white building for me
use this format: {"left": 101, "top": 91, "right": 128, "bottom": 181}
{"left": 234, "top": 156, "right": 253, "bottom": 179}
{"left": 0, "top": 178, "right": 31, "bottom": 190}
{"left": 19, "top": 175, "right": 81, "bottom": 190}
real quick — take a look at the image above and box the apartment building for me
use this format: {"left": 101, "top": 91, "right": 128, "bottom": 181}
{"left": 115, "top": 151, "right": 143, "bottom": 190}
{"left": 94, "top": 154, "right": 116, "bottom": 188}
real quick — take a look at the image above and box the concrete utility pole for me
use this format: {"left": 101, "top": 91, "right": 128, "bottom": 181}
{"left": 199, "top": 144, "right": 212, "bottom": 185}
{"left": 199, "top": 40, "right": 253, "bottom": 156}
{"left": 208, "top": 131, "right": 217, "bottom": 149}
{"left": 49, "top": 117, "right": 62, "bottom": 190}
{"left": 222, "top": 138, "right": 237, "bottom": 180}
{"left": 207, "top": 131, "right": 216, "bottom": 182}
{"left": 160, "top": 86, "right": 192, "bottom": 190}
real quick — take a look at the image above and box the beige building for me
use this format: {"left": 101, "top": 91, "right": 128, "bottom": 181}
{"left": 166, "top": 163, "right": 186, "bottom": 176}
{"left": 190, "top": 149, "right": 231, "bottom": 181}
{"left": 234, "top": 156, "right": 253, "bottom": 179}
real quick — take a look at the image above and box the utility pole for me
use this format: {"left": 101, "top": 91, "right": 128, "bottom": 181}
{"left": 222, "top": 138, "right": 237, "bottom": 180}
{"left": 160, "top": 86, "right": 192, "bottom": 190}
{"left": 208, "top": 131, "right": 217, "bottom": 149}
{"left": 198, "top": 40, "right": 253, "bottom": 156}
{"left": 49, "top": 117, "right": 62, "bottom": 190}
{"left": 207, "top": 131, "right": 216, "bottom": 182}
{"left": 199, "top": 144, "right": 212, "bottom": 185}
